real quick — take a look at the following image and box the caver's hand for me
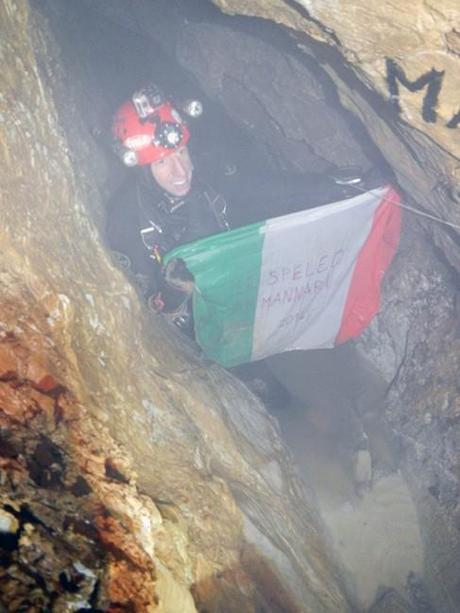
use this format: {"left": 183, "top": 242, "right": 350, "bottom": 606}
{"left": 147, "top": 292, "right": 165, "bottom": 313}
{"left": 164, "top": 258, "right": 195, "bottom": 294}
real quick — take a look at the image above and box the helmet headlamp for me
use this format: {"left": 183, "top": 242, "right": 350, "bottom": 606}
{"left": 154, "top": 122, "right": 183, "bottom": 149}
{"left": 122, "top": 149, "right": 139, "bottom": 167}
{"left": 182, "top": 99, "right": 203, "bottom": 118}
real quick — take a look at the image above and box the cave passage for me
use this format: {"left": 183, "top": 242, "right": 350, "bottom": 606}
{"left": 30, "top": 0, "right": 432, "bottom": 610}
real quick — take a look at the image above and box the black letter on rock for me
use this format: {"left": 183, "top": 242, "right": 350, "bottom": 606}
{"left": 385, "top": 58, "right": 445, "bottom": 123}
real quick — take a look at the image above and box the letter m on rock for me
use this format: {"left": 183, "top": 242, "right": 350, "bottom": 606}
{"left": 385, "top": 58, "right": 444, "bottom": 123}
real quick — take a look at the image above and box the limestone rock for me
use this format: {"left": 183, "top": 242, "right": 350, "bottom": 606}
{"left": 209, "top": 0, "right": 460, "bottom": 276}
{"left": 176, "top": 22, "right": 371, "bottom": 172}
{"left": 213, "top": 0, "right": 460, "bottom": 158}
{"left": 6, "top": 0, "right": 460, "bottom": 610}
{"left": 0, "top": 2, "right": 349, "bottom": 610}
{"left": 199, "top": 3, "right": 460, "bottom": 609}
{"left": 356, "top": 224, "right": 460, "bottom": 610}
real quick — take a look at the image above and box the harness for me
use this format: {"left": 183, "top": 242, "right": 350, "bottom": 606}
{"left": 136, "top": 181, "right": 229, "bottom": 263}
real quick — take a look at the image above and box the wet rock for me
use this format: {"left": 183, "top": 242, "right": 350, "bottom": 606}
{"left": 0, "top": 2, "right": 350, "bottom": 610}
{"left": 8, "top": 0, "right": 459, "bottom": 609}
{"left": 0, "top": 509, "right": 19, "bottom": 535}
{"left": 69, "top": 475, "right": 93, "bottom": 497}
{"left": 27, "top": 436, "right": 66, "bottom": 488}
{"left": 354, "top": 224, "right": 460, "bottom": 611}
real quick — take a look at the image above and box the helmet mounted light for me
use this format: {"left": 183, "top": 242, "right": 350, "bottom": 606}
{"left": 182, "top": 99, "right": 203, "bottom": 118}
{"left": 122, "top": 149, "right": 139, "bottom": 167}
{"left": 113, "top": 140, "right": 139, "bottom": 167}
{"left": 154, "top": 121, "right": 183, "bottom": 148}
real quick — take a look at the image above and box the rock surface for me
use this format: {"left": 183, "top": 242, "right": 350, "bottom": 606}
{"left": 7, "top": 0, "right": 460, "bottom": 610}
{"left": 176, "top": 22, "right": 372, "bottom": 173}
{"left": 0, "top": 1, "right": 350, "bottom": 610}
{"left": 356, "top": 224, "right": 460, "bottom": 611}
{"left": 214, "top": 0, "right": 460, "bottom": 158}
{"left": 202, "top": 2, "right": 460, "bottom": 610}
{"left": 210, "top": 0, "right": 460, "bottom": 272}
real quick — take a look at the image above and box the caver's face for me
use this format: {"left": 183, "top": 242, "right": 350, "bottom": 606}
{"left": 150, "top": 146, "right": 193, "bottom": 197}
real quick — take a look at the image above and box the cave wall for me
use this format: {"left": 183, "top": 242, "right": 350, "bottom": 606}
{"left": 81, "top": 0, "right": 460, "bottom": 609}
{"left": 213, "top": 1, "right": 459, "bottom": 158}
{"left": 0, "top": 1, "right": 352, "bottom": 611}
{"left": 175, "top": 22, "right": 374, "bottom": 173}
{"left": 179, "top": 2, "right": 460, "bottom": 610}
{"left": 193, "top": 2, "right": 460, "bottom": 610}
{"left": 356, "top": 223, "right": 460, "bottom": 612}
{"left": 210, "top": 0, "right": 460, "bottom": 271}
{"left": 5, "top": 0, "right": 460, "bottom": 610}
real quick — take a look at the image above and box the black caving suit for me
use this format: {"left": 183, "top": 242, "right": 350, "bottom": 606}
{"left": 106, "top": 166, "right": 353, "bottom": 322}
{"left": 106, "top": 169, "right": 229, "bottom": 321}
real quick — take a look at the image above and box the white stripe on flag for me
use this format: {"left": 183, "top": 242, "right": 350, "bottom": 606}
{"left": 251, "top": 188, "right": 385, "bottom": 361}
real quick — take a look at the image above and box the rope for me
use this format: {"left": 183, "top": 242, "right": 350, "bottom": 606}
{"left": 394, "top": 200, "right": 460, "bottom": 231}
{"left": 355, "top": 183, "right": 460, "bottom": 231}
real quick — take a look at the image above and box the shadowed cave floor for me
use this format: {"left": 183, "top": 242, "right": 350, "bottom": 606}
{"left": 253, "top": 344, "right": 427, "bottom": 611}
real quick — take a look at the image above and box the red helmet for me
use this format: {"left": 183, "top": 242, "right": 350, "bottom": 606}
{"left": 112, "top": 85, "right": 190, "bottom": 167}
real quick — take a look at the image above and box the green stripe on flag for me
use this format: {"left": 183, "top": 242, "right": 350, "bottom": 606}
{"left": 164, "top": 221, "right": 265, "bottom": 366}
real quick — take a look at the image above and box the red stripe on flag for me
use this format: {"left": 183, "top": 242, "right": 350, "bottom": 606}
{"left": 335, "top": 186, "right": 402, "bottom": 344}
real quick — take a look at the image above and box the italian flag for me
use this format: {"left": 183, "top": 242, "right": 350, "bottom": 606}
{"left": 165, "top": 186, "right": 401, "bottom": 367}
